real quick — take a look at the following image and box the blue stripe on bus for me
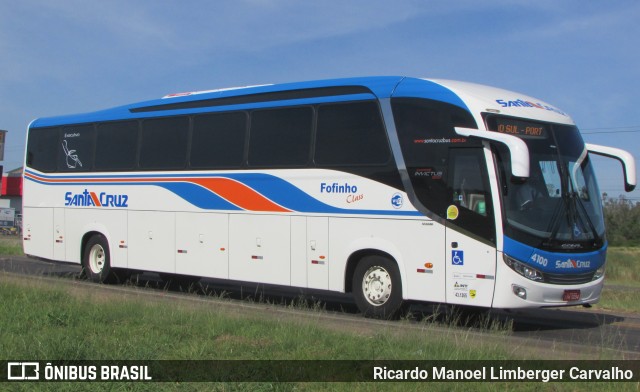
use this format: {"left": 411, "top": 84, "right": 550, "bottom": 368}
{"left": 158, "top": 182, "right": 243, "bottom": 211}
{"left": 392, "top": 78, "right": 471, "bottom": 112}
{"left": 31, "top": 94, "right": 379, "bottom": 126}
{"left": 503, "top": 236, "right": 606, "bottom": 273}
{"left": 29, "top": 77, "right": 473, "bottom": 127}
{"left": 24, "top": 170, "right": 423, "bottom": 216}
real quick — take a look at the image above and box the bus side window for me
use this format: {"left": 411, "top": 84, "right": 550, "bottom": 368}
{"left": 447, "top": 148, "right": 495, "bottom": 243}
{"left": 191, "top": 112, "right": 247, "bottom": 169}
{"left": 248, "top": 107, "right": 313, "bottom": 167}
{"left": 449, "top": 149, "right": 488, "bottom": 216}
{"left": 139, "top": 116, "right": 189, "bottom": 170}
{"left": 26, "top": 127, "right": 59, "bottom": 172}
{"left": 95, "top": 121, "right": 138, "bottom": 171}
{"left": 315, "top": 101, "right": 390, "bottom": 166}
{"left": 58, "top": 125, "right": 95, "bottom": 172}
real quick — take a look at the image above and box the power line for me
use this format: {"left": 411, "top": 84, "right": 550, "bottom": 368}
{"left": 581, "top": 125, "right": 640, "bottom": 131}
{"left": 582, "top": 129, "right": 640, "bottom": 135}
{"left": 580, "top": 125, "right": 640, "bottom": 135}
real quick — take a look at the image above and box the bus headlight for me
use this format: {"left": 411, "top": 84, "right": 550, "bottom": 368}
{"left": 503, "top": 254, "right": 543, "bottom": 282}
{"left": 593, "top": 264, "right": 605, "bottom": 280}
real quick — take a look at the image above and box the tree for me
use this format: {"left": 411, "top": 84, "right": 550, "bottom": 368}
{"left": 602, "top": 194, "right": 640, "bottom": 246}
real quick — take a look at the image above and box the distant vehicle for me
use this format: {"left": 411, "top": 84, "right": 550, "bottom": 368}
{"left": 23, "top": 76, "right": 636, "bottom": 318}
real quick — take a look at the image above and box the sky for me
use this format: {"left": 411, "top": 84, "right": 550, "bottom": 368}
{"left": 1, "top": 0, "right": 639, "bottom": 200}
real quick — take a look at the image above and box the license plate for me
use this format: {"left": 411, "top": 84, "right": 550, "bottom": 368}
{"left": 563, "top": 290, "right": 581, "bottom": 301}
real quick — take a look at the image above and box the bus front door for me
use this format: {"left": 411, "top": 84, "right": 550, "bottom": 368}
{"left": 444, "top": 148, "right": 497, "bottom": 307}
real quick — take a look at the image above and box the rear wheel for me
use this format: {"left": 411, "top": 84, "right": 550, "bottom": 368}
{"left": 352, "top": 255, "right": 404, "bottom": 319}
{"left": 83, "top": 234, "right": 117, "bottom": 283}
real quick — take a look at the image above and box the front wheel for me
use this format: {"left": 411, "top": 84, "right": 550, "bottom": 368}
{"left": 83, "top": 234, "right": 117, "bottom": 283}
{"left": 352, "top": 255, "right": 404, "bottom": 319}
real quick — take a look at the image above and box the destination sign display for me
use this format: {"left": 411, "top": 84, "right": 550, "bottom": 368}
{"left": 492, "top": 118, "right": 547, "bottom": 139}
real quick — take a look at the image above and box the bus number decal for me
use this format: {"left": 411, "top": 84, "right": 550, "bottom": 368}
{"left": 530, "top": 253, "right": 548, "bottom": 267}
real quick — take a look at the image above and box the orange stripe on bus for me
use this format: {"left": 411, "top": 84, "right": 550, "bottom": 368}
{"left": 192, "top": 178, "right": 290, "bottom": 212}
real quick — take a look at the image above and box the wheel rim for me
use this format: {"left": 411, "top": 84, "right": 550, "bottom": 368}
{"left": 362, "top": 265, "right": 392, "bottom": 306}
{"left": 88, "top": 244, "right": 105, "bottom": 274}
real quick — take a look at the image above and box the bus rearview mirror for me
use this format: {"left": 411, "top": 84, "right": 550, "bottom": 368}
{"left": 454, "top": 127, "right": 530, "bottom": 179}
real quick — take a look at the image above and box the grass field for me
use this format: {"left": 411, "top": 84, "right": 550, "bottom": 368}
{"left": 1, "top": 237, "right": 638, "bottom": 390}
{"left": 603, "top": 247, "right": 640, "bottom": 285}
{"left": 1, "top": 275, "right": 637, "bottom": 391}
{"left": 593, "top": 247, "right": 640, "bottom": 312}
{"left": 0, "top": 236, "right": 23, "bottom": 255}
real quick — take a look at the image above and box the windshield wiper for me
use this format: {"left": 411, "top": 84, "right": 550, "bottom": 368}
{"left": 572, "top": 192, "right": 601, "bottom": 244}
{"left": 543, "top": 191, "right": 599, "bottom": 249}
{"left": 542, "top": 192, "right": 568, "bottom": 248}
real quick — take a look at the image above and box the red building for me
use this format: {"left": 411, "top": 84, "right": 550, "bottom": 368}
{"left": 2, "top": 167, "right": 22, "bottom": 196}
{"left": 1, "top": 167, "right": 23, "bottom": 213}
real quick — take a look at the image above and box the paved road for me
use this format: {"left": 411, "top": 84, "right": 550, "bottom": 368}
{"left": 1, "top": 255, "right": 639, "bottom": 359}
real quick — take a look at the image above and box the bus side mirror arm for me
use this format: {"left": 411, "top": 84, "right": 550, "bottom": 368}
{"left": 586, "top": 143, "right": 637, "bottom": 192}
{"left": 454, "top": 127, "right": 530, "bottom": 179}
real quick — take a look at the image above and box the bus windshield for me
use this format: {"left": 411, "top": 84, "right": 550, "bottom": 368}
{"left": 488, "top": 116, "right": 605, "bottom": 251}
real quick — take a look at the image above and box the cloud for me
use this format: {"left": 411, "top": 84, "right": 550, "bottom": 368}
{"left": 498, "top": 3, "right": 640, "bottom": 42}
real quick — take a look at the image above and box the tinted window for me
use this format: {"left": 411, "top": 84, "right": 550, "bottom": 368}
{"left": 248, "top": 107, "right": 312, "bottom": 167}
{"left": 26, "top": 127, "right": 59, "bottom": 172}
{"left": 140, "top": 116, "right": 189, "bottom": 169}
{"left": 449, "top": 150, "right": 489, "bottom": 217}
{"left": 58, "top": 125, "right": 95, "bottom": 172}
{"left": 191, "top": 112, "right": 247, "bottom": 168}
{"left": 95, "top": 121, "right": 138, "bottom": 171}
{"left": 393, "top": 98, "right": 493, "bottom": 243}
{"left": 315, "top": 101, "right": 390, "bottom": 166}
{"left": 448, "top": 148, "right": 495, "bottom": 242}
{"left": 393, "top": 98, "right": 478, "bottom": 217}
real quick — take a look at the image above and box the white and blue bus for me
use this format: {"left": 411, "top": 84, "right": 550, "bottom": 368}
{"left": 23, "top": 77, "right": 636, "bottom": 318}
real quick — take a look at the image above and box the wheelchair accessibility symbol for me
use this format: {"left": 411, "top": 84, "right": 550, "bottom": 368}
{"left": 452, "top": 250, "right": 464, "bottom": 266}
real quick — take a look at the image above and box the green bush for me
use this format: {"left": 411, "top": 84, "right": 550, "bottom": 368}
{"left": 602, "top": 194, "right": 640, "bottom": 246}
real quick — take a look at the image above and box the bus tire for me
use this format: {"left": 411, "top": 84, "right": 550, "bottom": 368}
{"left": 352, "top": 255, "right": 403, "bottom": 319}
{"left": 83, "top": 234, "right": 116, "bottom": 284}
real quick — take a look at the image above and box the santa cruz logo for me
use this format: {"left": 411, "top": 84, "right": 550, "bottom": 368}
{"left": 64, "top": 189, "right": 129, "bottom": 208}
{"left": 555, "top": 258, "right": 591, "bottom": 269}
{"left": 495, "top": 98, "right": 567, "bottom": 116}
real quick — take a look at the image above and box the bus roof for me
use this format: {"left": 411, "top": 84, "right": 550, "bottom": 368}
{"left": 30, "top": 76, "right": 574, "bottom": 128}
